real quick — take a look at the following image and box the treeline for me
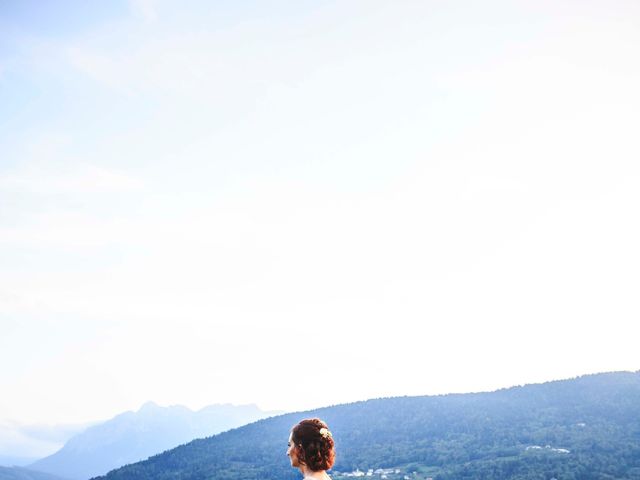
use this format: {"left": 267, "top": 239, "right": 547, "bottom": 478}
{"left": 95, "top": 371, "right": 640, "bottom": 480}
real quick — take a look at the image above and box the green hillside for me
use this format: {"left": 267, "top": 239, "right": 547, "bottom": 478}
{"left": 95, "top": 371, "right": 640, "bottom": 480}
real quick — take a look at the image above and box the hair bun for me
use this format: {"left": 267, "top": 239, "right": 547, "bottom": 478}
{"left": 291, "top": 418, "right": 336, "bottom": 471}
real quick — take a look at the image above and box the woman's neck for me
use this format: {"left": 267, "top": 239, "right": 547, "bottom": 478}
{"left": 299, "top": 466, "right": 329, "bottom": 480}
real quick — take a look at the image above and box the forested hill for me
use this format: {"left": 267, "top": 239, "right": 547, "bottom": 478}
{"left": 95, "top": 371, "right": 640, "bottom": 480}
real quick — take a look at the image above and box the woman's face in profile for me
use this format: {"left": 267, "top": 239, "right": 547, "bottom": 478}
{"left": 287, "top": 432, "right": 300, "bottom": 467}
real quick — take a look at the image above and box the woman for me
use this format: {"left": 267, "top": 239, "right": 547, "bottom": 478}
{"left": 287, "top": 418, "right": 336, "bottom": 480}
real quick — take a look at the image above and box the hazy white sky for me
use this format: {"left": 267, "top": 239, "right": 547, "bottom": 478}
{"left": 1, "top": 0, "right": 639, "bottom": 439}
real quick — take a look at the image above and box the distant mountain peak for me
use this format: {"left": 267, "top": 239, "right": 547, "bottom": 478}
{"left": 28, "top": 403, "right": 277, "bottom": 480}
{"left": 138, "top": 401, "right": 160, "bottom": 412}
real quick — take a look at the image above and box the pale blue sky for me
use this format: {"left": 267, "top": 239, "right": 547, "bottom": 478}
{"left": 2, "top": 0, "right": 640, "bottom": 456}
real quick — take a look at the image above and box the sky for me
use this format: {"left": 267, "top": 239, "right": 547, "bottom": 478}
{"left": 1, "top": 0, "right": 640, "bottom": 457}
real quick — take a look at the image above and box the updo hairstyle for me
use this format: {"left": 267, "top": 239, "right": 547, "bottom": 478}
{"left": 291, "top": 418, "right": 336, "bottom": 471}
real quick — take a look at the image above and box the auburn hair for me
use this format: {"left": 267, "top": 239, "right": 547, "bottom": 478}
{"left": 291, "top": 418, "right": 336, "bottom": 471}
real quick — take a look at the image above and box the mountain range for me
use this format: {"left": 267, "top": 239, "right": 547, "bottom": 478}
{"left": 95, "top": 371, "right": 640, "bottom": 480}
{"left": 23, "top": 402, "right": 279, "bottom": 480}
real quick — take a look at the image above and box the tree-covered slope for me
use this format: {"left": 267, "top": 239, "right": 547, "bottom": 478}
{"left": 95, "top": 371, "right": 640, "bottom": 480}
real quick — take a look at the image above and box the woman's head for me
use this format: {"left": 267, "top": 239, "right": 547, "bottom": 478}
{"left": 287, "top": 418, "right": 336, "bottom": 471}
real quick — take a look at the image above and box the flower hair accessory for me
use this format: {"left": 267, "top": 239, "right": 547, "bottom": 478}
{"left": 319, "top": 427, "right": 332, "bottom": 438}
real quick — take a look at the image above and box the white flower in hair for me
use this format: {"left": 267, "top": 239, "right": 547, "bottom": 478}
{"left": 319, "top": 427, "right": 332, "bottom": 438}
